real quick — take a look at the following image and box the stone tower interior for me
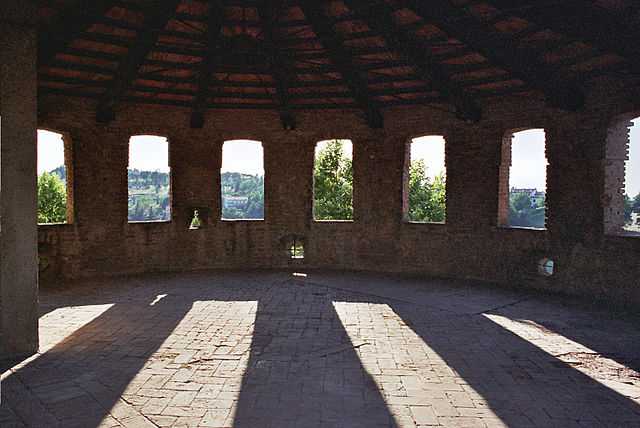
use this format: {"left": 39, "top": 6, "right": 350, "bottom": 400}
{"left": 1, "top": 1, "right": 640, "bottom": 427}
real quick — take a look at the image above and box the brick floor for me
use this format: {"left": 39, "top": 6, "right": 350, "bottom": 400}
{"left": 1, "top": 271, "right": 640, "bottom": 427}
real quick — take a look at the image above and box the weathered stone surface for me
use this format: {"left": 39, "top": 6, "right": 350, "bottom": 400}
{"left": 0, "top": 0, "right": 39, "bottom": 359}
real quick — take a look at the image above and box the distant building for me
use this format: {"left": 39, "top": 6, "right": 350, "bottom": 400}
{"left": 223, "top": 196, "right": 249, "bottom": 209}
{"left": 511, "top": 188, "right": 546, "bottom": 207}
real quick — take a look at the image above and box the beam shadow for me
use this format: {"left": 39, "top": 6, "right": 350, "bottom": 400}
{"left": 487, "top": 297, "right": 640, "bottom": 376}
{"left": 387, "top": 300, "right": 640, "bottom": 426}
{"left": 232, "top": 281, "right": 398, "bottom": 428}
{"left": 2, "top": 272, "right": 640, "bottom": 428}
{"left": 2, "top": 275, "right": 195, "bottom": 427}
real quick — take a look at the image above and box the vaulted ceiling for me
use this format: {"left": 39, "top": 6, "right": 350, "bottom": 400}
{"left": 38, "top": 0, "right": 640, "bottom": 129}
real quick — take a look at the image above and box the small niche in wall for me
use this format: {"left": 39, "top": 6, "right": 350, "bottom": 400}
{"left": 190, "top": 210, "right": 202, "bottom": 230}
{"left": 281, "top": 234, "right": 305, "bottom": 261}
{"left": 538, "top": 258, "right": 555, "bottom": 277}
{"left": 187, "top": 207, "right": 209, "bottom": 230}
{"left": 290, "top": 238, "right": 305, "bottom": 260}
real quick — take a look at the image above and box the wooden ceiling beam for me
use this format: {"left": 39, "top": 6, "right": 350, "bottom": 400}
{"left": 190, "top": 0, "right": 225, "bottom": 129}
{"left": 484, "top": 0, "right": 640, "bottom": 74}
{"left": 258, "top": 0, "right": 297, "bottom": 130}
{"left": 96, "top": 0, "right": 181, "bottom": 123}
{"left": 39, "top": 0, "right": 116, "bottom": 67}
{"left": 402, "top": 0, "right": 585, "bottom": 111}
{"left": 344, "top": 0, "right": 481, "bottom": 122}
{"left": 299, "top": 1, "right": 383, "bottom": 128}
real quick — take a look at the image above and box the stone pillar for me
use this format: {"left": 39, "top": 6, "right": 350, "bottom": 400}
{"left": 0, "top": 0, "right": 39, "bottom": 358}
{"left": 497, "top": 133, "right": 512, "bottom": 227}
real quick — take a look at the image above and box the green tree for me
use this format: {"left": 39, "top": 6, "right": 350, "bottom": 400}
{"left": 407, "top": 159, "right": 446, "bottom": 223}
{"left": 632, "top": 192, "right": 640, "bottom": 213}
{"left": 37, "top": 172, "right": 67, "bottom": 224}
{"left": 313, "top": 140, "right": 353, "bottom": 220}
{"left": 624, "top": 194, "right": 634, "bottom": 224}
{"left": 509, "top": 192, "right": 545, "bottom": 228}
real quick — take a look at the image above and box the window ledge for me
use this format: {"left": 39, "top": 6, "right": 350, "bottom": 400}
{"left": 128, "top": 220, "right": 172, "bottom": 225}
{"left": 221, "top": 218, "right": 265, "bottom": 222}
{"left": 313, "top": 219, "right": 354, "bottom": 224}
{"left": 497, "top": 225, "right": 547, "bottom": 232}
{"left": 404, "top": 221, "right": 446, "bottom": 226}
{"left": 38, "top": 222, "right": 71, "bottom": 228}
{"left": 606, "top": 231, "right": 640, "bottom": 239}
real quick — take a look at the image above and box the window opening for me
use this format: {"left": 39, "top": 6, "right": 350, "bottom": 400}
{"left": 128, "top": 135, "right": 171, "bottom": 222}
{"left": 624, "top": 118, "right": 640, "bottom": 233}
{"left": 221, "top": 140, "right": 265, "bottom": 220}
{"left": 37, "top": 130, "right": 71, "bottom": 224}
{"left": 499, "top": 129, "right": 547, "bottom": 229}
{"left": 405, "top": 136, "right": 447, "bottom": 223}
{"left": 313, "top": 139, "right": 353, "bottom": 221}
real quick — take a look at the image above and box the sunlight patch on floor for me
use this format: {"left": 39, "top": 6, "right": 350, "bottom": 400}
{"left": 333, "top": 301, "right": 502, "bottom": 427}
{"left": 484, "top": 313, "right": 640, "bottom": 400}
{"left": 39, "top": 303, "right": 115, "bottom": 351}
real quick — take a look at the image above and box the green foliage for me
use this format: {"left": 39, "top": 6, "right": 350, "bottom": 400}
{"left": 221, "top": 172, "right": 264, "bottom": 219}
{"left": 633, "top": 192, "right": 640, "bottom": 213}
{"left": 509, "top": 192, "right": 546, "bottom": 228}
{"left": 38, "top": 172, "right": 67, "bottom": 224}
{"left": 128, "top": 169, "right": 170, "bottom": 221}
{"left": 407, "top": 159, "right": 446, "bottom": 223}
{"left": 313, "top": 140, "right": 353, "bottom": 220}
{"left": 50, "top": 165, "right": 67, "bottom": 183}
{"left": 624, "top": 194, "right": 634, "bottom": 224}
{"left": 624, "top": 192, "right": 640, "bottom": 230}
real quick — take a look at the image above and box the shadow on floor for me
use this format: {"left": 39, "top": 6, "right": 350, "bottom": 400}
{"left": 388, "top": 301, "right": 640, "bottom": 427}
{"left": 2, "top": 272, "right": 639, "bottom": 427}
{"left": 3, "top": 277, "right": 195, "bottom": 427}
{"left": 488, "top": 298, "right": 640, "bottom": 376}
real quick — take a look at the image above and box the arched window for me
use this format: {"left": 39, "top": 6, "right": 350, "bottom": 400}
{"left": 128, "top": 135, "right": 171, "bottom": 222}
{"left": 498, "top": 129, "right": 547, "bottom": 229}
{"left": 221, "top": 140, "right": 264, "bottom": 220}
{"left": 605, "top": 115, "right": 640, "bottom": 235}
{"left": 37, "top": 130, "right": 73, "bottom": 224}
{"left": 313, "top": 139, "right": 353, "bottom": 221}
{"left": 403, "top": 135, "right": 447, "bottom": 223}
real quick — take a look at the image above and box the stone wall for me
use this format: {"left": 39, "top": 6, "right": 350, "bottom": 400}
{"left": 1, "top": 0, "right": 39, "bottom": 358}
{"left": 37, "top": 76, "right": 640, "bottom": 306}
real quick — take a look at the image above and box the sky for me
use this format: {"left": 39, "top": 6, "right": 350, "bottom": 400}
{"left": 222, "top": 139, "right": 264, "bottom": 174}
{"left": 129, "top": 135, "right": 170, "bottom": 172}
{"left": 34, "top": 124, "right": 640, "bottom": 196}
{"left": 315, "top": 139, "right": 353, "bottom": 159}
{"left": 37, "top": 130, "right": 65, "bottom": 175}
{"left": 411, "top": 136, "right": 446, "bottom": 180}
{"left": 627, "top": 119, "right": 640, "bottom": 196}
{"left": 509, "top": 128, "right": 548, "bottom": 191}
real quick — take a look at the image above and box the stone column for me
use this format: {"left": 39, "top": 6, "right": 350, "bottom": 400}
{"left": 0, "top": 0, "right": 39, "bottom": 358}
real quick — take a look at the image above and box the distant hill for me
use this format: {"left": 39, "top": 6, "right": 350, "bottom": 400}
{"left": 49, "top": 165, "right": 66, "bottom": 184}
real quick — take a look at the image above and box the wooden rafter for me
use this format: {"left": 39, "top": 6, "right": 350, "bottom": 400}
{"left": 39, "top": 0, "right": 116, "bottom": 67}
{"left": 190, "top": 0, "right": 225, "bottom": 129}
{"left": 257, "top": 0, "right": 297, "bottom": 130}
{"left": 344, "top": 0, "right": 481, "bottom": 122}
{"left": 299, "top": 1, "right": 384, "bottom": 128}
{"left": 484, "top": 0, "right": 640, "bottom": 74}
{"left": 96, "top": 0, "right": 181, "bottom": 123}
{"left": 402, "top": 0, "right": 585, "bottom": 111}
